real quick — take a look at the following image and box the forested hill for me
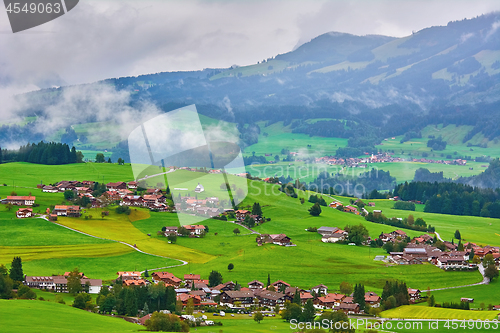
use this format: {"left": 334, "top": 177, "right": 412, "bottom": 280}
{"left": 413, "top": 159, "right": 500, "bottom": 190}
{"left": 4, "top": 13, "right": 500, "bottom": 153}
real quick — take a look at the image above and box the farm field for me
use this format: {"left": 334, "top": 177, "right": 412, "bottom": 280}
{"left": 430, "top": 280, "right": 500, "bottom": 306}
{"left": 362, "top": 199, "right": 500, "bottom": 247}
{"left": 0, "top": 300, "right": 141, "bottom": 333}
{"left": 379, "top": 124, "right": 500, "bottom": 160}
{"left": 0, "top": 162, "right": 134, "bottom": 188}
{"left": 381, "top": 305, "right": 498, "bottom": 320}
{"left": 20, "top": 250, "right": 179, "bottom": 280}
{"left": 56, "top": 208, "right": 214, "bottom": 264}
{"left": 134, "top": 180, "right": 483, "bottom": 292}
{"left": 245, "top": 160, "right": 485, "bottom": 186}
{"left": 0, "top": 217, "right": 111, "bottom": 246}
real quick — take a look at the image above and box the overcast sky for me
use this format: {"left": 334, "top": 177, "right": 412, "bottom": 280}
{"left": 1, "top": 0, "right": 500, "bottom": 91}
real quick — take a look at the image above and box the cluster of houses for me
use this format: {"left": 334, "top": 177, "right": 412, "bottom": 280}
{"left": 163, "top": 225, "right": 207, "bottom": 237}
{"left": 389, "top": 242, "right": 500, "bottom": 270}
{"left": 328, "top": 200, "right": 371, "bottom": 216}
{"left": 317, "top": 226, "right": 348, "bottom": 243}
{"left": 314, "top": 153, "right": 404, "bottom": 168}
{"left": 0, "top": 196, "right": 37, "bottom": 218}
{"left": 256, "top": 234, "right": 293, "bottom": 246}
{"left": 173, "top": 195, "right": 223, "bottom": 217}
{"left": 24, "top": 272, "right": 102, "bottom": 294}
{"left": 119, "top": 270, "right": 422, "bottom": 314}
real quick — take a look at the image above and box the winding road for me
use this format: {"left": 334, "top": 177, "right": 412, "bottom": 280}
{"left": 38, "top": 216, "right": 188, "bottom": 274}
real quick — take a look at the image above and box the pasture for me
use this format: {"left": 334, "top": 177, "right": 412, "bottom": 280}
{"left": 0, "top": 300, "right": 141, "bottom": 333}
{"left": 381, "top": 305, "right": 498, "bottom": 320}
{"left": 363, "top": 199, "right": 500, "bottom": 247}
{"left": 0, "top": 162, "right": 134, "bottom": 188}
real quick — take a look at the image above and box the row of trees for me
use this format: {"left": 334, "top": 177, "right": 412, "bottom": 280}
{"left": 0, "top": 142, "right": 83, "bottom": 165}
{"left": 365, "top": 211, "right": 434, "bottom": 233}
{"left": 394, "top": 180, "right": 500, "bottom": 218}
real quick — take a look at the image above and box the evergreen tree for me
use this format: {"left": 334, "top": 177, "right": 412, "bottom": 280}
{"left": 353, "top": 284, "right": 366, "bottom": 311}
{"left": 454, "top": 229, "right": 461, "bottom": 240}
{"left": 292, "top": 289, "right": 301, "bottom": 305}
{"left": 267, "top": 273, "right": 271, "bottom": 288}
{"left": 469, "top": 248, "right": 475, "bottom": 261}
{"left": 301, "top": 299, "right": 315, "bottom": 322}
{"left": 208, "top": 270, "right": 223, "bottom": 287}
{"left": 0, "top": 146, "right": 2, "bottom": 164}
{"left": 252, "top": 202, "right": 263, "bottom": 216}
{"left": 308, "top": 202, "right": 322, "bottom": 216}
{"left": 9, "top": 257, "right": 23, "bottom": 286}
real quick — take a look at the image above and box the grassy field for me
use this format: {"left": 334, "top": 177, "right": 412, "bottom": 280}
{"left": 243, "top": 121, "right": 348, "bottom": 158}
{"left": 21, "top": 251, "right": 179, "bottom": 280}
{"left": 0, "top": 162, "right": 134, "bottom": 188}
{"left": 381, "top": 305, "right": 499, "bottom": 320}
{"left": 132, "top": 179, "right": 484, "bottom": 293}
{"left": 379, "top": 124, "right": 500, "bottom": 160}
{"left": 430, "top": 280, "right": 500, "bottom": 307}
{"left": 363, "top": 199, "right": 500, "bottom": 247}
{"left": 56, "top": 208, "right": 214, "bottom": 264}
{"left": 0, "top": 300, "right": 141, "bottom": 333}
{"left": 0, "top": 217, "right": 111, "bottom": 246}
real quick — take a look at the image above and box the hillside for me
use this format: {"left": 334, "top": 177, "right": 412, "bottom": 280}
{"left": 2, "top": 13, "right": 500, "bottom": 157}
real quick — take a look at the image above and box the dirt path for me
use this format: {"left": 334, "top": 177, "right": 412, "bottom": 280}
{"left": 38, "top": 216, "right": 188, "bottom": 272}
{"left": 429, "top": 263, "right": 488, "bottom": 291}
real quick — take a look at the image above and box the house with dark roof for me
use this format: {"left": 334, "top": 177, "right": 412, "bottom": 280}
{"left": 256, "top": 290, "right": 286, "bottom": 307}
{"left": 248, "top": 280, "right": 264, "bottom": 290}
{"left": 220, "top": 290, "right": 254, "bottom": 307}
{"left": 16, "top": 208, "right": 32, "bottom": 218}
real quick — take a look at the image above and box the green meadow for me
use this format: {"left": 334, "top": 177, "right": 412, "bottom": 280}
{"left": 363, "top": 199, "right": 500, "bottom": 247}
{"left": 430, "top": 280, "right": 500, "bottom": 307}
{"left": 380, "top": 124, "right": 500, "bottom": 160}
{"left": 0, "top": 162, "right": 134, "bottom": 188}
{"left": 0, "top": 300, "right": 141, "bottom": 333}
{"left": 381, "top": 305, "right": 498, "bottom": 320}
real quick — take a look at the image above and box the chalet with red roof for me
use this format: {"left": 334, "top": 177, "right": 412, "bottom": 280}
{"left": 152, "top": 272, "right": 182, "bottom": 287}
{"left": 16, "top": 208, "right": 32, "bottom": 218}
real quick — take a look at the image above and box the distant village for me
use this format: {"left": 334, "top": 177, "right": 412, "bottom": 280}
{"left": 24, "top": 268, "right": 421, "bottom": 320}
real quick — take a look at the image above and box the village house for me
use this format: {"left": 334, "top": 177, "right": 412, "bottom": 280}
{"left": 317, "top": 226, "right": 340, "bottom": 236}
{"left": 365, "top": 292, "right": 381, "bottom": 307}
{"left": 257, "top": 234, "right": 293, "bottom": 246}
{"left": 256, "top": 289, "right": 286, "bottom": 307}
{"left": 122, "top": 195, "right": 144, "bottom": 207}
{"left": 220, "top": 290, "right": 254, "bottom": 307}
{"left": 163, "top": 226, "right": 178, "bottom": 236}
{"left": 124, "top": 279, "right": 148, "bottom": 287}
{"left": 106, "top": 182, "right": 127, "bottom": 190}
{"left": 329, "top": 201, "right": 342, "bottom": 208}
{"left": 194, "top": 183, "right": 205, "bottom": 193}
{"left": 235, "top": 210, "right": 250, "bottom": 221}
{"left": 408, "top": 288, "right": 421, "bottom": 302}
{"left": 337, "top": 302, "right": 360, "bottom": 314}
{"left": 42, "top": 185, "right": 58, "bottom": 193}
{"left": 343, "top": 205, "right": 359, "bottom": 214}
{"left": 185, "top": 225, "right": 206, "bottom": 236}
{"left": 4, "top": 196, "right": 36, "bottom": 206}
{"left": 117, "top": 271, "right": 142, "bottom": 279}
{"left": 300, "top": 292, "right": 314, "bottom": 305}
{"left": 16, "top": 208, "right": 32, "bottom": 218}
{"left": 248, "top": 280, "right": 264, "bottom": 290}
{"left": 177, "top": 294, "right": 202, "bottom": 307}
{"left": 52, "top": 205, "right": 81, "bottom": 217}
{"left": 315, "top": 293, "right": 345, "bottom": 309}
{"left": 184, "top": 274, "right": 201, "bottom": 282}
{"left": 311, "top": 284, "right": 328, "bottom": 295}
{"left": 127, "top": 181, "right": 138, "bottom": 189}
{"left": 152, "top": 272, "right": 182, "bottom": 287}
{"left": 271, "top": 280, "right": 290, "bottom": 291}
{"left": 25, "top": 275, "right": 102, "bottom": 294}
{"left": 213, "top": 281, "right": 235, "bottom": 292}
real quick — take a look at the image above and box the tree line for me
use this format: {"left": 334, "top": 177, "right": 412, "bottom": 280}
{"left": 0, "top": 141, "right": 83, "bottom": 165}
{"left": 394, "top": 180, "right": 500, "bottom": 218}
